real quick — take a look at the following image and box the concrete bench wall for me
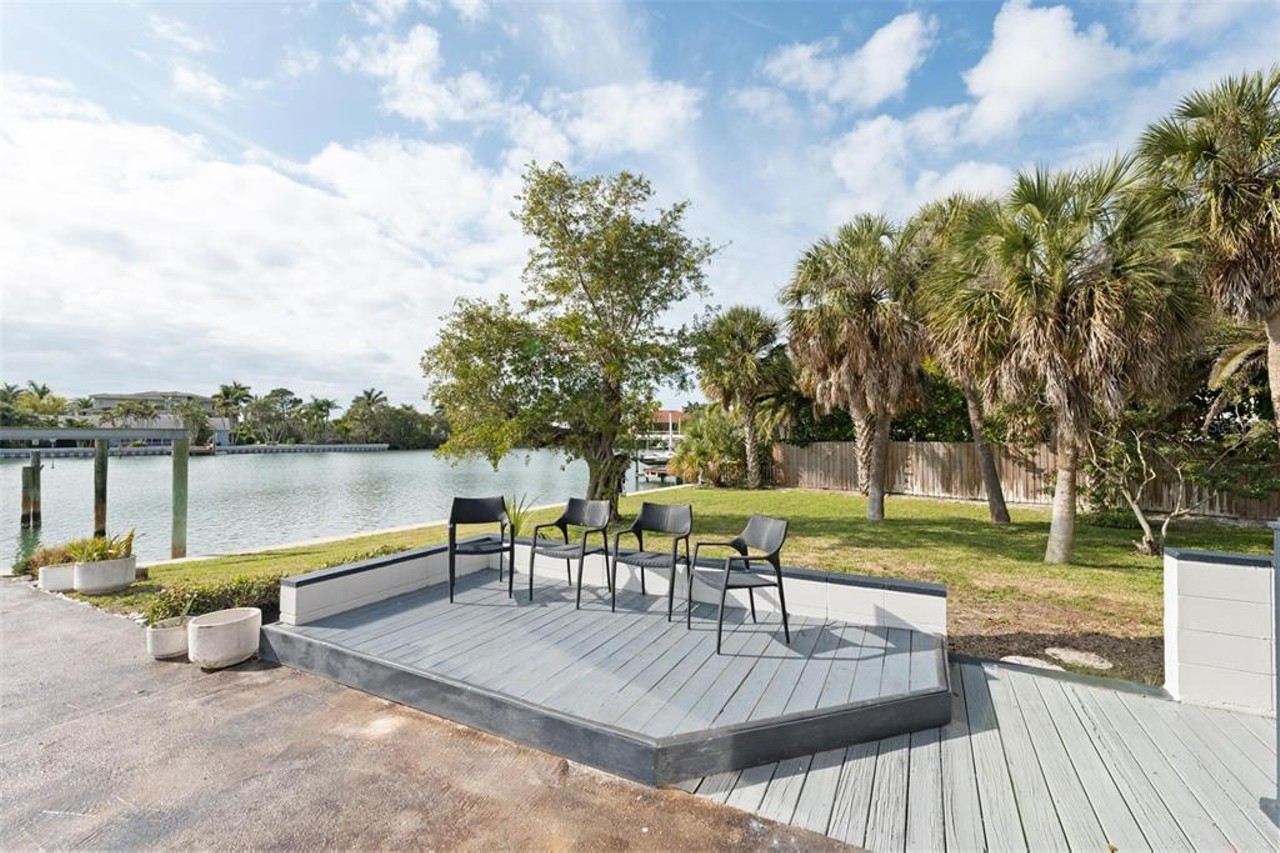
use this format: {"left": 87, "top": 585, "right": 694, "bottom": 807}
{"left": 1164, "top": 544, "right": 1276, "bottom": 716}
{"left": 281, "top": 535, "right": 946, "bottom": 636}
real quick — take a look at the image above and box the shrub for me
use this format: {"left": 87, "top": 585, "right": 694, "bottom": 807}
{"left": 13, "top": 543, "right": 73, "bottom": 577}
{"left": 66, "top": 530, "right": 135, "bottom": 562}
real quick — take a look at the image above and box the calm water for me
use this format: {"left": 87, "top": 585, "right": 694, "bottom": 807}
{"left": 3, "top": 449, "right": 655, "bottom": 564}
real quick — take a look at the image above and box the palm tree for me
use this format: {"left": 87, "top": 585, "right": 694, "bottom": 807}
{"left": 0, "top": 383, "right": 21, "bottom": 405}
{"left": 212, "top": 382, "right": 252, "bottom": 432}
{"left": 936, "top": 160, "right": 1205, "bottom": 563}
{"left": 302, "top": 397, "right": 338, "bottom": 443}
{"left": 357, "top": 388, "right": 388, "bottom": 408}
{"left": 1139, "top": 67, "right": 1280, "bottom": 444}
{"left": 782, "top": 214, "right": 926, "bottom": 521}
{"left": 906, "top": 194, "right": 1012, "bottom": 526}
{"left": 25, "top": 381, "right": 52, "bottom": 399}
{"left": 694, "top": 306, "right": 788, "bottom": 489}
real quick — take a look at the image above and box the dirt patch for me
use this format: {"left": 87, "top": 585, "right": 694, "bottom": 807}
{"left": 951, "top": 632, "right": 1164, "bottom": 685}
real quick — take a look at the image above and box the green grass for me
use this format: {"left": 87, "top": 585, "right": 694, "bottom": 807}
{"left": 81, "top": 487, "right": 1272, "bottom": 684}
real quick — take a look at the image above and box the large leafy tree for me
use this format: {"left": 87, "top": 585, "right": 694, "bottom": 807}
{"left": 1139, "top": 67, "right": 1280, "bottom": 443}
{"left": 934, "top": 161, "right": 1205, "bottom": 563}
{"left": 425, "top": 162, "right": 715, "bottom": 510}
{"left": 782, "top": 214, "right": 925, "bottom": 521}
{"left": 694, "top": 305, "right": 787, "bottom": 489}
{"left": 212, "top": 381, "right": 252, "bottom": 435}
{"left": 907, "top": 194, "right": 1013, "bottom": 526}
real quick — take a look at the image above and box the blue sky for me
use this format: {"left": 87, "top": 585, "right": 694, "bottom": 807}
{"left": 2, "top": 1, "right": 1276, "bottom": 409}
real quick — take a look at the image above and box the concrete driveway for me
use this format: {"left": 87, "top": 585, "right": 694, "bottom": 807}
{"left": 0, "top": 579, "right": 844, "bottom": 850}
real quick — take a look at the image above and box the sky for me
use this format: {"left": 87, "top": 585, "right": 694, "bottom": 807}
{"left": 1, "top": 1, "right": 1276, "bottom": 412}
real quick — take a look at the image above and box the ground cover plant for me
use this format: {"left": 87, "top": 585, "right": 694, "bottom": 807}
{"left": 66, "top": 487, "right": 1269, "bottom": 685}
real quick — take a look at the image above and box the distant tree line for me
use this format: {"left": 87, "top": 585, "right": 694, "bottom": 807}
{"left": 0, "top": 381, "right": 449, "bottom": 451}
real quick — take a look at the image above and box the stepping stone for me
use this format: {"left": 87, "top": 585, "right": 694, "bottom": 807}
{"left": 1000, "top": 655, "right": 1064, "bottom": 671}
{"left": 1045, "top": 647, "right": 1113, "bottom": 670}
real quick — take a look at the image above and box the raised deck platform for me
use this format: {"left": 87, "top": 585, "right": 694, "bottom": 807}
{"left": 262, "top": 571, "right": 950, "bottom": 785}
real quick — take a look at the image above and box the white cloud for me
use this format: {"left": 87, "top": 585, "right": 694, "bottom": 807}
{"left": 0, "top": 75, "right": 520, "bottom": 405}
{"left": 338, "top": 24, "right": 503, "bottom": 127}
{"left": 146, "top": 14, "right": 216, "bottom": 55}
{"left": 728, "top": 86, "right": 799, "bottom": 126}
{"left": 546, "top": 80, "right": 702, "bottom": 157}
{"left": 1127, "top": 0, "right": 1260, "bottom": 45}
{"left": 449, "top": 0, "right": 490, "bottom": 24}
{"left": 279, "top": 43, "right": 322, "bottom": 79}
{"left": 828, "top": 114, "right": 1013, "bottom": 219}
{"left": 528, "top": 4, "right": 652, "bottom": 85}
{"left": 171, "top": 64, "right": 233, "bottom": 106}
{"left": 963, "top": 0, "right": 1131, "bottom": 140}
{"left": 356, "top": 0, "right": 410, "bottom": 28}
{"left": 762, "top": 12, "right": 936, "bottom": 110}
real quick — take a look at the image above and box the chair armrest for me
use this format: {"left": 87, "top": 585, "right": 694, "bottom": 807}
{"left": 531, "top": 521, "right": 566, "bottom": 542}
{"left": 612, "top": 527, "right": 641, "bottom": 552}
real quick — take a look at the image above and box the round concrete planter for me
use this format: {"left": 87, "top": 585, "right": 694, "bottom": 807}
{"left": 37, "top": 563, "right": 76, "bottom": 592}
{"left": 188, "top": 607, "right": 261, "bottom": 670}
{"left": 73, "top": 556, "right": 136, "bottom": 595}
{"left": 146, "top": 617, "right": 189, "bottom": 660}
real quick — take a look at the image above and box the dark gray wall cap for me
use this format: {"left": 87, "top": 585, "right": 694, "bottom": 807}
{"left": 1163, "top": 548, "right": 1271, "bottom": 569}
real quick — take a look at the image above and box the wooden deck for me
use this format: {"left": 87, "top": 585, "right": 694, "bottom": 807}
{"left": 261, "top": 573, "right": 950, "bottom": 785}
{"left": 684, "top": 659, "right": 1279, "bottom": 851}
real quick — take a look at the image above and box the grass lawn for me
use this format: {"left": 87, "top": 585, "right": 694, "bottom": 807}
{"left": 79, "top": 487, "right": 1272, "bottom": 685}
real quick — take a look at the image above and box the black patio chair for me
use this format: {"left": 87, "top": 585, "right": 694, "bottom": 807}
{"left": 447, "top": 496, "right": 515, "bottom": 602}
{"left": 527, "top": 498, "right": 611, "bottom": 603}
{"left": 609, "top": 502, "right": 692, "bottom": 617}
{"left": 689, "top": 514, "right": 791, "bottom": 654}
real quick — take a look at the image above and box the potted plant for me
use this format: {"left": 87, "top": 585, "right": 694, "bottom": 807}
{"left": 22, "top": 544, "right": 75, "bottom": 592}
{"left": 144, "top": 595, "right": 193, "bottom": 661}
{"left": 67, "top": 530, "right": 136, "bottom": 595}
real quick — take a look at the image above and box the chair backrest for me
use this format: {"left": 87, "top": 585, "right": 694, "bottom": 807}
{"left": 738, "top": 514, "right": 788, "bottom": 556}
{"left": 449, "top": 496, "right": 508, "bottom": 525}
{"left": 560, "top": 497, "right": 611, "bottom": 529}
{"left": 634, "top": 502, "right": 692, "bottom": 536}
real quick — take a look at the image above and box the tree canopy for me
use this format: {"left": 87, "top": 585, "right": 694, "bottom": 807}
{"left": 424, "top": 162, "right": 716, "bottom": 508}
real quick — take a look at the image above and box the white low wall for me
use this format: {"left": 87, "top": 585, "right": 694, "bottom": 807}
{"left": 281, "top": 536, "right": 946, "bottom": 635}
{"left": 280, "top": 543, "right": 493, "bottom": 625}
{"left": 1164, "top": 546, "right": 1276, "bottom": 716}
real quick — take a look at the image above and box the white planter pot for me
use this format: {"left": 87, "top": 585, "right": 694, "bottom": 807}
{"left": 38, "top": 563, "right": 76, "bottom": 592}
{"left": 74, "top": 556, "right": 136, "bottom": 595}
{"left": 146, "top": 617, "right": 188, "bottom": 660}
{"left": 188, "top": 607, "right": 262, "bottom": 670}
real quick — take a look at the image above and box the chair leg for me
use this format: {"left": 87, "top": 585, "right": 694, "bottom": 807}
{"left": 576, "top": 554, "right": 585, "bottom": 609}
{"left": 640, "top": 565, "right": 646, "bottom": 596}
{"left": 716, "top": 558, "right": 731, "bottom": 655}
{"left": 748, "top": 587, "right": 757, "bottom": 623}
{"left": 576, "top": 553, "right": 588, "bottom": 608}
{"left": 667, "top": 564, "right": 676, "bottom": 621}
{"left": 448, "top": 550, "right": 455, "bottom": 603}
{"left": 610, "top": 555, "right": 618, "bottom": 613}
{"left": 774, "top": 563, "right": 790, "bottom": 644}
{"left": 527, "top": 546, "right": 536, "bottom": 602}
{"left": 686, "top": 562, "right": 695, "bottom": 629}
{"left": 566, "top": 558, "right": 572, "bottom": 586}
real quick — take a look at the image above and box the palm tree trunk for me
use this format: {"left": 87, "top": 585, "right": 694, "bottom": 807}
{"left": 1044, "top": 440, "right": 1078, "bottom": 564}
{"left": 962, "top": 383, "right": 1011, "bottom": 525}
{"left": 743, "top": 402, "right": 761, "bottom": 489}
{"left": 866, "top": 413, "right": 892, "bottom": 521}
{"left": 1267, "top": 312, "right": 1280, "bottom": 449}
{"left": 851, "top": 401, "right": 874, "bottom": 494}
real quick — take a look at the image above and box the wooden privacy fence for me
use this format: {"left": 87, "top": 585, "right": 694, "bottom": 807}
{"left": 772, "top": 441, "right": 1280, "bottom": 521}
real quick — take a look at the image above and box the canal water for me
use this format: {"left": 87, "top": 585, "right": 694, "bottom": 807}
{"left": 3, "top": 449, "right": 657, "bottom": 564}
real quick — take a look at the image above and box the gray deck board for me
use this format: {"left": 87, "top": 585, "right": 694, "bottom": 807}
{"left": 981, "top": 664, "right": 1067, "bottom": 851}
{"left": 826, "top": 740, "right": 877, "bottom": 847}
{"left": 865, "top": 733, "right": 910, "bottom": 853}
{"left": 1000, "top": 668, "right": 1107, "bottom": 851}
{"left": 724, "top": 761, "right": 776, "bottom": 814}
{"left": 1142, "top": 694, "right": 1280, "bottom": 844}
{"left": 1110, "top": 690, "right": 1273, "bottom": 851}
{"left": 939, "top": 662, "right": 984, "bottom": 853}
{"left": 1066, "top": 683, "right": 1196, "bottom": 851}
{"left": 904, "top": 727, "right": 942, "bottom": 853}
{"left": 961, "top": 662, "right": 1027, "bottom": 853}
{"left": 907, "top": 631, "right": 943, "bottom": 693}
{"left": 747, "top": 621, "right": 829, "bottom": 720}
{"left": 688, "top": 659, "right": 1276, "bottom": 851}
{"left": 664, "top": 614, "right": 785, "bottom": 735}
